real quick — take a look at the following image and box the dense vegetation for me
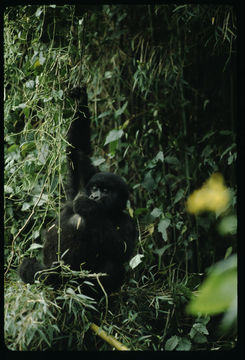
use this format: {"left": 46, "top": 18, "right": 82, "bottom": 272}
{"left": 4, "top": 5, "right": 237, "bottom": 351}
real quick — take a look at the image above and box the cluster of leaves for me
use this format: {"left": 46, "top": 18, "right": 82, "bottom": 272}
{"left": 4, "top": 270, "right": 97, "bottom": 351}
{"left": 4, "top": 4, "right": 237, "bottom": 351}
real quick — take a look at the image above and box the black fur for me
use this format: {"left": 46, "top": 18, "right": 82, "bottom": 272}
{"left": 19, "top": 87, "right": 136, "bottom": 297}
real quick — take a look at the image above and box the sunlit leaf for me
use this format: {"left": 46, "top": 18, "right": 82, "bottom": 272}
{"left": 28, "top": 243, "right": 43, "bottom": 250}
{"left": 129, "top": 254, "right": 144, "bottom": 269}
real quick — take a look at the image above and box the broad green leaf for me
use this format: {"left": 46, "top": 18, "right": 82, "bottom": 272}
{"left": 104, "top": 129, "right": 124, "bottom": 146}
{"left": 154, "top": 151, "right": 164, "bottom": 162}
{"left": 192, "top": 323, "right": 209, "bottom": 335}
{"left": 187, "top": 255, "right": 237, "bottom": 315}
{"left": 165, "top": 335, "right": 179, "bottom": 351}
{"left": 176, "top": 337, "right": 192, "bottom": 351}
{"left": 158, "top": 218, "right": 170, "bottom": 242}
{"left": 151, "top": 207, "right": 162, "bottom": 218}
{"left": 21, "top": 202, "right": 31, "bottom": 211}
{"left": 217, "top": 215, "right": 237, "bottom": 236}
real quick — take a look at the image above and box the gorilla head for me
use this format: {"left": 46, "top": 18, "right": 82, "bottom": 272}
{"left": 86, "top": 172, "right": 129, "bottom": 213}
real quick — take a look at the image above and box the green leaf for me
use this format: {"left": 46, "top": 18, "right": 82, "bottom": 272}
{"left": 165, "top": 335, "right": 179, "bottom": 351}
{"left": 164, "top": 155, "right": 180, "bottom": 167}
{"left": 35, "top": 7, "right": 43, "bottom": 17}
{"left": 20, "top": 141, "right": 36, "bottom": 157}
{"left": 21, "top": 202, "right": 31, "bottom": 211}
{"left": 153, "top": 244, "right": 172, "bottom": 257}
{"left": 39, "top": 52, "right": 46, "bottom": 65}
{"left": 174, "top": 188, "right": 185, "bottom": 204}
{"left": 7, "top": 144, "right": 19, "bottom": 153}
{"left": 191, "top": 333, "right": 207, "bottom": 344}
{"left": 129, "top": 254, "right": 144, "bottom": 269}
{"left": 104, "top": 129, "right": 124, "bottom": 146}
{"left": 104, "top": 71, "right": 113, "bottom": 79}
{"left": 187, "top": 255, "right": 237, "bottom": 315}
{"left": 4, "top": 185, "right": 13, "bottom": 193}
{"left": 151, "top": 208, "right": 162, "bottom": 218}
{"left": 217, "top": 215, "right": 237, "bottom": 236}
{"left": 189, "top": 323, "right": 209, "bottom": 344}
{"left": 114, "top": 101, "right": 128, "bottom": 118}
{"left": 98, "top": 110, "right": 111, "bottom": 119}
{"left": 23, "top": 106, "right": 30, "bottom": 118}
{"left": 92, "top": 157, "right": 106, "bottom": 166}
{"left": 25, "top": 80, "right": 35, "bottom": 88}
{"left": 176, "top": 337, "right": 192, "bottom": 351}
{"left": 192, "top": 323, "right": 209, "bottom": 335}
{"left": 109, "top": 140, "right": 118, "bottom": 155}
{"left": 142, "top": 171, "right": 156, "bottom": 191}
{"left": 158, "top": 219, "right": 170, "bottom": 242}
{"left": 224, "top": 246, "right": 233, "bottom": 259}
{"left": 28, "top": 243, "right": 43, "bottom": 250}
{"left": 134, "top": 208, "right": 148, "bottom": 216}
{"left": 154, "top": 151, "right": 164, "bottom": 162}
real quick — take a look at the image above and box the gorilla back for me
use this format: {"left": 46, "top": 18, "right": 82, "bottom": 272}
{"left": 19, "top": 87, "right": 137, "bottom": 297}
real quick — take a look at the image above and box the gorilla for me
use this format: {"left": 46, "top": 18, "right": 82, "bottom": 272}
{"left": 19, "top": 87, "right": 137, "bottom": 297}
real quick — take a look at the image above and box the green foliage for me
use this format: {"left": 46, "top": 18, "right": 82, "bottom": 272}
{"left": 4, "top": 4, "right": 237, "bottom": 351}
{"left": 187, "top": 254, "right": 237, "bottom": 334}
{"left": 4, "top": 271, "right": 96, "bottom": 350}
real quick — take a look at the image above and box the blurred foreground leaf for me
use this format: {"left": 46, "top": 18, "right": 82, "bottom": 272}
{"left": 187, "top": 254, "right": 237, "bottom": 316}
{"left": 186, "top": 173, "right": 230, "bottom": 215}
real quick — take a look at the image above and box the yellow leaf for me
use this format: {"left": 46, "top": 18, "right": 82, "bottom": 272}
{"left": 33, "top": 59, "right": 41, "bottom": 68}
{"left": 128, "top": 207, "right": 134, "bottom": 218}
{"left": 122, "top": 119, "right": 130, "bottom": 129}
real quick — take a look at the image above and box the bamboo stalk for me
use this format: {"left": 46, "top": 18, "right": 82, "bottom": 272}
{"left": 90, "top": 323, "right": 130, "bottom": 351}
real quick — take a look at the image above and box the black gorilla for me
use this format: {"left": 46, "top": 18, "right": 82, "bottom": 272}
{"left": 19, "top": 87, "right": 137, "bottom": 296}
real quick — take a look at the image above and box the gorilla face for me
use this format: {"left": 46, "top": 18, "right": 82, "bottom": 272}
{"left": 88, "top": 185, "right": 110, "bottom": 202}
{"left": 86, "top": 172, "right": 129, "bottom": 213}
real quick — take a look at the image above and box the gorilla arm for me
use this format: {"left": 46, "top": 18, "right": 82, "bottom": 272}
{"left": 66, "top": 87, "right": 96, "bottom": 200}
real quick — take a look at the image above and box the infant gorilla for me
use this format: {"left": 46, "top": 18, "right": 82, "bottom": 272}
{"left": 19, "top": 87, "right": 137, "bottom": 297}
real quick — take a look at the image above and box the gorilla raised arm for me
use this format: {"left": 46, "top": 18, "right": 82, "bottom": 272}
{"left": 19, "top": 87, "right": 137, "bottom": 296}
